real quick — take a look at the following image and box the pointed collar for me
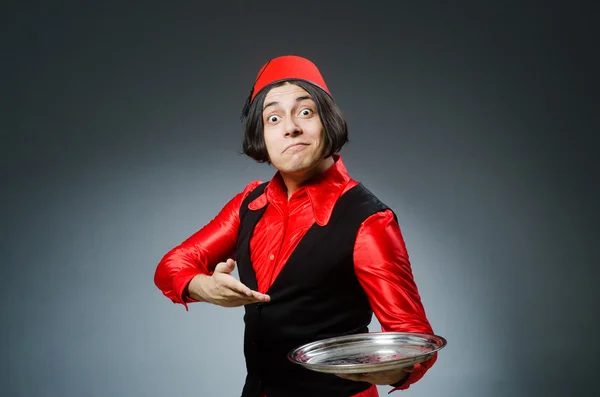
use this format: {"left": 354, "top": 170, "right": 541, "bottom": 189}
{"left": 248, "top": 154, "right": 353, "bottom": 226}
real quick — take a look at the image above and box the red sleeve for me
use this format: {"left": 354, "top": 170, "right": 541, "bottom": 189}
{"left": 353, "top": 210, "right": 438, "bottom": 392}
{"left": 154, "top": 180, "right": 263, "bottom": 311}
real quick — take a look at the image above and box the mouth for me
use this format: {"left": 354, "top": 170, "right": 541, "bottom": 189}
{"left": 283, "top": 142, "right": 310, "bottom": 153}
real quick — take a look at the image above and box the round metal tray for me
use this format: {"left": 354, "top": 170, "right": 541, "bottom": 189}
{"left": 288, "top": 332, "right": 447, "bottom": 374}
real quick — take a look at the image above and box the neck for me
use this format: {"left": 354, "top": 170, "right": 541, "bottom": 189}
{"left": 280, "top": 157, "right": 335, "bottom": 199}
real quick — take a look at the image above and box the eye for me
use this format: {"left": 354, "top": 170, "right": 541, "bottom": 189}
{"left": 299, "top": 108, "right": 313, "bottom": 117}
{"left": 267, "top": 115, "right": 280, "bottom": 123}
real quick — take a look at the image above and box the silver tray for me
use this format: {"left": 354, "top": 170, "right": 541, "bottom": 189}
{"left": 288, "top": 332, "right": 446, "bottom": 374}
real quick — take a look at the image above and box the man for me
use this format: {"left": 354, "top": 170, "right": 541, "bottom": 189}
{"left": 154, "top": 55, "right": 437, "bottom": 397}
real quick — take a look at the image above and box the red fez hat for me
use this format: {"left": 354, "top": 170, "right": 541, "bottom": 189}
{"left": 250, "top": 55, "right": 331, "bottom": 103}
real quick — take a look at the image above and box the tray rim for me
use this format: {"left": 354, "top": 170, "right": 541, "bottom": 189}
{"left": 287, "top": 331, "right": 447, "bottom": 374}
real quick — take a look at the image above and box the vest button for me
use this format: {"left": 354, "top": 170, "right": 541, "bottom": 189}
{"left": 269, "top": 254, "right": 275, "bottom": 260}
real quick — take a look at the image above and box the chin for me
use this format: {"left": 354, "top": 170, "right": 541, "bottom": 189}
{"left": 280, "top": 165, "right": 309, "bottom": 174}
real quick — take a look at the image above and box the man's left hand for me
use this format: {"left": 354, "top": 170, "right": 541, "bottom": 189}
{"left": 335, "top": 365, "right": 414, "bottom": 385}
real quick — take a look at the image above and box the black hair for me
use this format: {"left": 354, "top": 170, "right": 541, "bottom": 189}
{"left": 240, "top": 79, "right": 348, "bottom": 163}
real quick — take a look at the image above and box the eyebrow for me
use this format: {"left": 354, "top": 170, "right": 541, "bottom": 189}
{"left": 263, "top": 95, "right": 314, "bottom": 111}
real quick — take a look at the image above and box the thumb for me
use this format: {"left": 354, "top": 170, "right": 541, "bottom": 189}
{"left": 214, "top": 259, "right": 236, "bottom": 274}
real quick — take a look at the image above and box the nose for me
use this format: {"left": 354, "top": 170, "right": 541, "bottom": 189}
{"left": 283, "top": 117, "right": 302, "bottom": 137}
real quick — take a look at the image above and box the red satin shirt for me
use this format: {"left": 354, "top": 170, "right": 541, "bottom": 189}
{"left": 154, "top": 155, "right": 437, "bottom": 395}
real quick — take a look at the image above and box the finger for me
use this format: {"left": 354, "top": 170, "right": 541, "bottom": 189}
{"left": 238, "top": 290, "right": 270, "bottom": 304}
{"left": 220, "top": 276, "right": 269, "bottom": 301}
{"left": 222, "top": 278, "right": 255, "bottom": 297}
{"left": 335, "top": 373, "right": 364, "bottom": 381}
{"left": 214, "top": 259, "right": 236, "bottom": 274}
{"left": 216, "top": 290, "right": 260, "bottom": 305}
{"left": 250, "top": 290, "right": 271, "bottom": 302}
{"left": 221, "top": 298, "right": 255, "bottom": 308}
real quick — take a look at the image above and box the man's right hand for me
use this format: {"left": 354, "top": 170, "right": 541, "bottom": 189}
{"left": 186, "top": 259, "right": 271, "bottom": 307}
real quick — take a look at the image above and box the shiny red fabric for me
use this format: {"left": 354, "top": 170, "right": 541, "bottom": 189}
{"left": 154, "top": 155, "right": 437, "bottom": 395}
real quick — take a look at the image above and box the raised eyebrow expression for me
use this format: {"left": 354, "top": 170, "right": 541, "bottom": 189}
{"left": 262, "top": 95, "right": 314, "bottom": 112}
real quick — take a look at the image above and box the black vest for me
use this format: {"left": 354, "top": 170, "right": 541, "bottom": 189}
{"left": 236, "top": 182, "right": 396, "bottom": 397}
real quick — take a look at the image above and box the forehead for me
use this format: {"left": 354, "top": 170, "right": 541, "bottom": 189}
{"left": 263, "top": 82, "right": 312, "bottom": 104}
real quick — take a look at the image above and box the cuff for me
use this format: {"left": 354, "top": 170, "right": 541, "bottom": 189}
{"left": 387, "top": 352, "right": 439, "bottom": 393}
{"left": 173, "top": 270, "right": 203, "bottom": 311}
{"left": 388, "top": 363, "right": 423, "bottom": 393}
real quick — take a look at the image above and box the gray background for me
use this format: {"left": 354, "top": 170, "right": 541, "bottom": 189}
{"left": 2, "top": 1, "right": 598, "bottom": 396}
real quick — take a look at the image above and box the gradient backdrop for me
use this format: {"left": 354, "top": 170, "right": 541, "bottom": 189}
{"left": 2, "top": 1, "right": 598, "bottom": 397}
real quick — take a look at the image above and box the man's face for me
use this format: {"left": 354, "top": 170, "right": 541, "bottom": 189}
{"left": 262, "top": 83, "right": 326, "bottom": 175}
